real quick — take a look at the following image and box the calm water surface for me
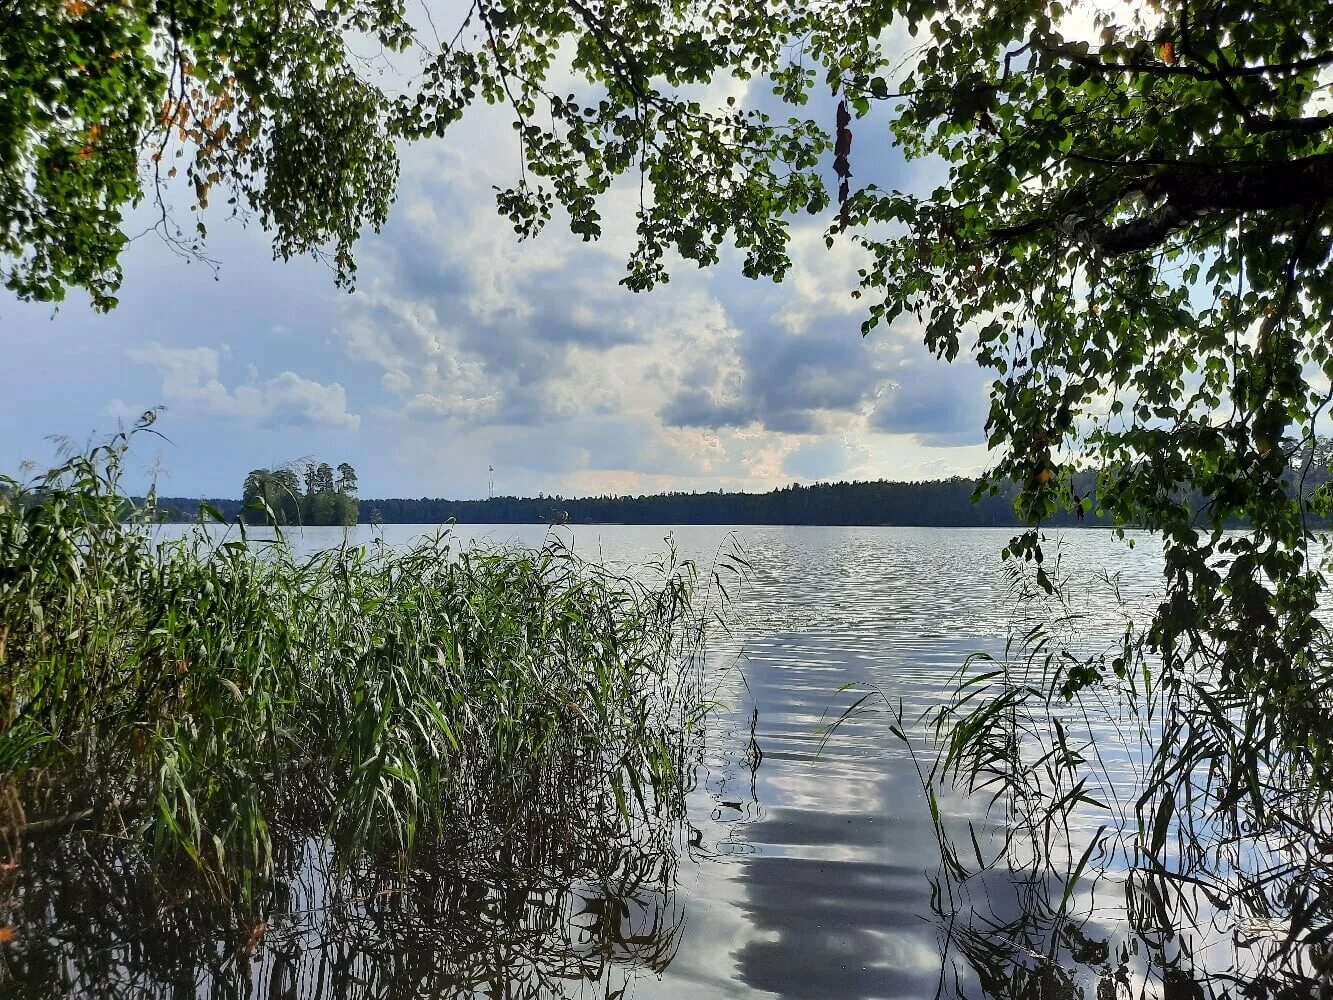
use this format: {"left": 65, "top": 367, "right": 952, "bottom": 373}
{"left": 25, "top": 525, "right": 1171, "bottom": 998}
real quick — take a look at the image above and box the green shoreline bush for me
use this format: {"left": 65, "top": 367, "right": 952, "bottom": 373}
{"left": 0, "top": 425, "right": 714, "bottom": 899}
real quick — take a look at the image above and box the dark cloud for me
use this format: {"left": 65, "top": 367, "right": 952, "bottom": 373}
{"left": 752, "top": 334, "right": 880, "bottom": 413}
{"left": 660, "top": 389, "right": 755, "bottom": 429}
{"left": 659, "top": 300, "right": 887, "bottom": 435}
{"left": 656, "top": 278, "right": 990, "bottom": 454}
{"left": 764, "top": 408, "right": 822, "bottom": 435}
{"left": 868, "top": 362, "right": 990, "bottom": 447}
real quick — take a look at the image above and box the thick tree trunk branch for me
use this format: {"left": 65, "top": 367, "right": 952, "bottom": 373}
{"left": 1038, "top": 39, "right": 1333, "bottom": 80}
{"left": 991, "top": 152, "right": 1333, "bottom": 256}
{"left": 1247, "top": 115, "right": 1333, "bottom": 136}
{"left": 1036, "top": 40, "right": 1333, "bottom": 136}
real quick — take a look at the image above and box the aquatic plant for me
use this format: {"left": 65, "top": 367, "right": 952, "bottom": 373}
{"left": 0, "top": 420, "right": 716, "bottom": 909}
{"left": 921, "top": 554, "right": 1333, "bottom": 998}
{"left": 828, "top": 545, "right": 1333, "bottom": 998}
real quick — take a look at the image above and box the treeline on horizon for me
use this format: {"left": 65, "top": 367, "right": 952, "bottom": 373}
{"left": 142, "top": 437, "right": 1333, "bottom": 529}
{"left": 149, "top": 475, "right": 1104, "bottom": 528}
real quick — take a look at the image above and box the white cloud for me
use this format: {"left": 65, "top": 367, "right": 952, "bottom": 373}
{"left": 321, "top": 108, "right": 995, "bottom": 495}
{"left": 4, "top": 24, "right": 1002, "bottom": 498}
{"left": 128, "top": 343, "right": 360, "bottom": 431}
{"left": 403, "top": 390, "right": 499, "bottom": 422}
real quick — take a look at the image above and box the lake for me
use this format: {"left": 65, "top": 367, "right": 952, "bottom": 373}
{"left": 13, "top": 524, "right": 1180, "bottom": 998}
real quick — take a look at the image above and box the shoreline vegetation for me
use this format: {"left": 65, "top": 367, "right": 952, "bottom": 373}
{"left": 151, "top": 477, "right": 1074, "bottom": 528}
{"left": 241, "top": 462, "right": 360, "bottom": 527}
{"left": 144, "top": 451, "right": 1332, "bottom": 528}
{"left": 0, "top": 427, "right": 724, "bottom": 916}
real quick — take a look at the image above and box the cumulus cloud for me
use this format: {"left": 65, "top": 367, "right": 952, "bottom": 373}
{"left": 403, "top": 390, "right": 499, "bottom": 422}
{"left": 4, "top": 37, "right": 999, "bottom": 498}
{"left": 658, "top": 284, "right": 979, "bottom": 450}
{"left": 128, "top": 343, "right": 360, "bottom": 431}
{"left": 660, "top": 387, "right": 755, "bottom": 430}
{"left": 332, "top": 119, "right": 753, "bottom": 443}
{"left": 327, "top": 115, "right": 991, "bottom": 493}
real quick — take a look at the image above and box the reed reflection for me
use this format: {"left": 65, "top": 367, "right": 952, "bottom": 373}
{"left": 4, "top": 772, "right": 694, "bottom": 999}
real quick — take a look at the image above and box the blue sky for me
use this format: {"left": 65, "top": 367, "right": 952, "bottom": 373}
{"left": 1, "top": 42, "right": 993, "bottom": 501}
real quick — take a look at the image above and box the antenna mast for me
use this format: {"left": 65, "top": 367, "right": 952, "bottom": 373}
{"left": 488, "top": 465, "right": 495, "bottom": 499}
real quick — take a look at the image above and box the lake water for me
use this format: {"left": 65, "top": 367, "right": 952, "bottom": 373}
{"left": 14, "top": 524, "right": 1180, "bottom": 998}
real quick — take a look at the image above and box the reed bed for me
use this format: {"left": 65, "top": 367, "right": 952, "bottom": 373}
{"left": 0, "top": 427, "right": 715, "bottom": 902}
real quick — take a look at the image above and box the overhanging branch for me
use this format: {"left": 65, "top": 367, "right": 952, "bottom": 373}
{"left": 991, "top": 152, "right": 1333, "bottom": 257}
{"left": 1037, "top": 39, "right": 1333, "bottom": 81}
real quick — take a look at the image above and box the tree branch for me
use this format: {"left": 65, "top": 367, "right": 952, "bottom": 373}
{"left": 1038, "top": 39, "right": 1333, "bottom": 80}
{"left": 992, "top": 152, "right": 1333, "bottom": 257}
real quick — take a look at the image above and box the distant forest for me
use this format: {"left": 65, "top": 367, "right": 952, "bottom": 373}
{"left": 143, "top": 439, "right": 1333, "bottom": 528}
{"left": 361, "top": 477, "right": 1096, "bottom": 527}
{"left": 150, "top": 475, "right": 1100, "bottom": 528}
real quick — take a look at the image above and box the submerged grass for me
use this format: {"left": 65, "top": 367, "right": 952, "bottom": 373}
{"left": 0, "top": 424, "right": 715, "bottom": 902}
{"left": 836, "top": 547, "right": 1333, "bottom": 998}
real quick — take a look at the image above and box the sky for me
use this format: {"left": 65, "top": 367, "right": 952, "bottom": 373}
{"left": 1, "top": 29, "right": 994, "bottom": 501}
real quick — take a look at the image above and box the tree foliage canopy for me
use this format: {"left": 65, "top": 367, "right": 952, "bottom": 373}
{"left": 1, "top": 0, "right": 404, "bottom": 308}
{"left": 242, "top": 461, "right": 358, "bottom": 526}
{"left": 6, "top": 2, "right": 1333, "bottom": 764}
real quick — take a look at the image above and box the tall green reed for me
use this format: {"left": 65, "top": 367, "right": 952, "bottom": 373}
{"left": 0, "top": 422, "right": 716, "bottom": 901}
{"left": 826, "top": 542, "right": 1333, "bottom": 997}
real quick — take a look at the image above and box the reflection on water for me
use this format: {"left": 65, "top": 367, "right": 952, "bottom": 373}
{"left": 6, "top": 771, "right": 690, "bottom": 998}
{"left": 9, "top": 525, "right": 1192, "bottom": 998}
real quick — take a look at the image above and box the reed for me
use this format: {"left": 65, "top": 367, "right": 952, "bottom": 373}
{"left": 0, "top": 422, "right": 714, "bottom": 901}
{"left": 823, "top": 544, "right": 1333, "bottom": 997}
{"left": 913, "top": 552, "right": 1330, "bottom": 996}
